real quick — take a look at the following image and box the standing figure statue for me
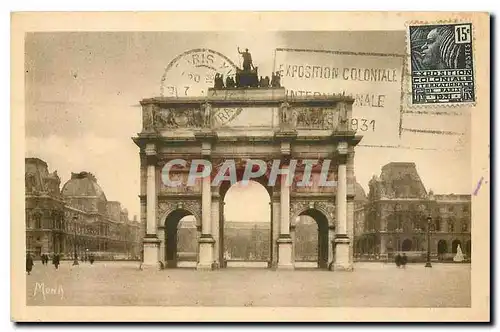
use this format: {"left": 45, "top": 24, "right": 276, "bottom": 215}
{"left": 279, "top": 101, "right": 295, "bottom": 130}
{"left": 202, "top": 102, "right": 212, "bottom": 128}
{"left": 271, "top": 71, "right": 281, "bottom": 87}
{"left": 237, "top": 47, "right": 254, "bottom": 71}
{"left": 280, "top": 101, "right": 290, "bottom": 124}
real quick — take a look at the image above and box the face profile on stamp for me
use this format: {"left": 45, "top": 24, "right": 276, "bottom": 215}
{"left": 421, "top": 28, "right": 442, "bottom": 69}
{"left": 419, "top": 26, "right": 466, "bottom": 70}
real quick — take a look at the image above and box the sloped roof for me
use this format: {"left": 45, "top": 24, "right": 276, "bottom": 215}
{"left": 61, "top": 171, "right": 107, "bottom": 201}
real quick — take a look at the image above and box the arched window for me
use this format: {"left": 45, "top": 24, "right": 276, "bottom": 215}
{"left": 34, "top": 213, "right": 42, "bottom": 229}
{"left": 452, "top": 239, "right": 462, "bottom": 253}
{"left": 401, "top": 239, "right": 412, "bottom": 251}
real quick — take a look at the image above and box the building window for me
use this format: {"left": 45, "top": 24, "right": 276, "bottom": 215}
{"left": 413, "top": 217, "right": 422, "bottom": 231}
{"left": 448, "top": 206, "right": 454, "bottom": 212}
{"left": 34, "top": 214, "right": 42, "bottom": 229}
{"left": 448, "top": 221, "right": 454, "bottom": 232}
{"left": 26, "top": 211, "right": 32, "bottom": 229}
{"left": 462, "top": 222, "right": 468, "bottom": 232}
{"left": 435, "top": 217, "right": 442, "bottom": 231}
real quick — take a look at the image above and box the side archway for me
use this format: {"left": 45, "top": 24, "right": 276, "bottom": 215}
{"left": 294, "top": 208, "right": 330, "bottom": 269}
{"left": 163, "top": 208, "right": 200, "bottom": 268}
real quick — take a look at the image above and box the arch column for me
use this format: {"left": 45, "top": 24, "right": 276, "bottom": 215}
{"left": 196, "top": 134, "right": 216, "bottom": 270}
{"left": 271, "top": 194, "right": 280, "bottom": 268}
{"left": 290, "top": 224, "right": 296, "bottom": 264}
{"left": 277, "top": 161, "right": 294, "bottom": 269}
{"left": 157, "top": 227, "right": 165, "bottom": 266}
{"left": 211, "top": 191, "right": 220, "bottom": 269}
{"left": 142, "top": 143, "right": 160, "bottom": 270}
{"left": 333, "top": 141, "right": 352, "bottom": 271}
{"left": 328, "top": 224, "right": 335, "bottom": 267}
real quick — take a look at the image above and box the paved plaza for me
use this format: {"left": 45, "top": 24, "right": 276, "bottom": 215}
{"left": 26, "top": 261, "right": 470, "bottom": 307}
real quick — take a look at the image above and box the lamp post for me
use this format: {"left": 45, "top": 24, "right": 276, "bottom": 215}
{"left": 73, "top": 216, "right": 79, "bottom": 266}
{"left": 425, "top": 216, "right": 432, "bottom": 268}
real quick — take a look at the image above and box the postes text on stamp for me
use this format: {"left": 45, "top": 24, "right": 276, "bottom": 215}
{"left": 409, "top": 23, "right": 475, "bottom": 105}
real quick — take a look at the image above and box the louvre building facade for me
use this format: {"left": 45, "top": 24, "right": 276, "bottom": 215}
{"left": 354, "top": 162, "right": 471, "bottom": 262}
{"left": 25, "top": 158, "right": 142, "bottom": 260}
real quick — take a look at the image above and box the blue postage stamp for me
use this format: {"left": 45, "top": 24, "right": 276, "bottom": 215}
{"left": 409, "top": 23, "right": 475, "bottom": 105}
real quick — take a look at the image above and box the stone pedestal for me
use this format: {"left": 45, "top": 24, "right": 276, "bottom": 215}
{"left": 197, "top": 235, "right": 215, "bottom": 270}
{"left": 277, "top": 236, "right": 294, "bottom": 270}
{"left": 142, "top": 236, "right": 160, "bottom": 270}
{"left": 333, "top": 236, "right": 353, "bottom": 271}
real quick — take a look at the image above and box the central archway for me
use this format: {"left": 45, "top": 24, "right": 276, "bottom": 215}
{"left": 220, "top": 176, "right": 272, "bottom": 268}
{"left": 294, "top": 209, "right": 329, "bottom": 269}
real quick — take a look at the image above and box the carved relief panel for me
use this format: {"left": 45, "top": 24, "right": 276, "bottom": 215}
{"left": 143, "top": 104, "right": 206, "bottom": 132}
{"left": 290, "top": 200, "right": 336, "bottom": 227}
{"left": 157, "top": 200, "right": 202, "bottom": 227}
{"left": 158, "top": 171, "right": 202, "bottom": 194}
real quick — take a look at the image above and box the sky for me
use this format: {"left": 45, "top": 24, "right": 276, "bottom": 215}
{"left": 25, "top": 31, "right": 471, "bottom": 222}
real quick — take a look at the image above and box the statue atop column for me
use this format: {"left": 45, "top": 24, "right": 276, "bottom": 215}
{"left": 237, "top": 47, "right": 254, "bottom": 71}
{"left": 210, "top": 49, "right": 282, "bottom": 89}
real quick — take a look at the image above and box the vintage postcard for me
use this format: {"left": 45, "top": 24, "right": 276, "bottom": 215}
{"left": 11, "top": 12, "right": 490, "bottom": 322}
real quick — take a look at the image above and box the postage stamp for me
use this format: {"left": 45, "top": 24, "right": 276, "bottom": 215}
{"left": 408, "top": 22, "right": 475, "bottom": 105}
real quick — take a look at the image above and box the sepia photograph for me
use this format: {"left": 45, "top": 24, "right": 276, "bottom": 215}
{"left": 11, "top": 11, "right": 490, "bottom": 322}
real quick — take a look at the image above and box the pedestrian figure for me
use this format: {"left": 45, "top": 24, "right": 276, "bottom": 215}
{"left": 89, "top": 254, "right": 95, "bottom": 265}
{"left": 53, "top": 253, "right": 60, "bottom": 270}
{"left": 395, "top": 253, "right": 402, "bottom": 268}
{"left": 26, "top": 253, "right": 34, "bottom": 275}
{"left": 401, "top": 253, "right": 408, "bottom": 268}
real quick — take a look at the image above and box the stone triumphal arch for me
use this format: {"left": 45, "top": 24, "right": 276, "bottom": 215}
{"left": 133, "top": 83, "right": 362, "bottom": 271}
